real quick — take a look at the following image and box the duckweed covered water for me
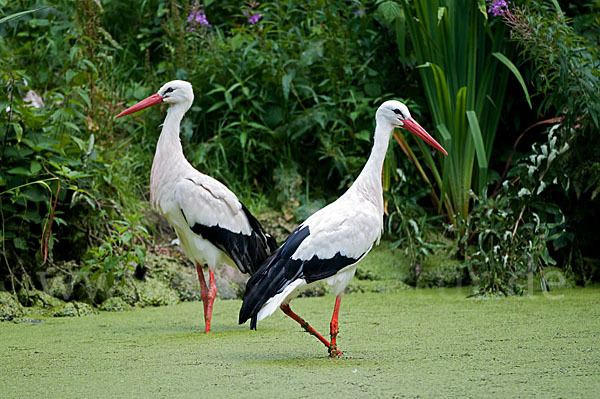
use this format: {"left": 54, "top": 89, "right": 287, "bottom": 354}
{"left": 2, "top": 288, "right": 599, "bottom": 398}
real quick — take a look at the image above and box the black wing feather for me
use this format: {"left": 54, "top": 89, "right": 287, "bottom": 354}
{"left": 238, "top": 225, "right": 361, "bottom": 329}
{"left": 240, "top": 203, "right": 278, "bottom": 254}
{"left": 183, "top": 202, "right": 277, "bottom": 275}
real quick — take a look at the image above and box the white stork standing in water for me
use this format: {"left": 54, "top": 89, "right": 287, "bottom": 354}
{"left": 116, "top": 80, "right": 277, "bottom": 333}
{"left": 239, "top": 100, "right": 447, "bottom": 357}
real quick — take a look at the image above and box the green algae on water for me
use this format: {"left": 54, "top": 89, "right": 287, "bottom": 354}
{"left": 1, "top": 288, "right": 599, "bottom": 398}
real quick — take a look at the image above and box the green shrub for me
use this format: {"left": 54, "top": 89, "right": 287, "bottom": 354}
{"left": 494, "top": 0, "right": 600, "bottom": 284}
{"left": 393, "top": 0, "right": 531, "bottom": 227}
{"left": 119, "top": 0, "right": 424, "bottom": 199}
{"left": 462, "top": 122, "right": 573, "bottom": 295}
{"left": 1, "top": 0, "right": 426, "bottom": 298}
{"left": 0, "top": 2, "right": 148, "bottom": 297}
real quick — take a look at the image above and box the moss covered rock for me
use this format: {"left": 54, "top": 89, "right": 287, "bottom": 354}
{"left": 297, "top": 281, "right": 329, "bottom": 298}
{"left": 41, "top": 262, "right": 78, "bottom": 301}
{"left": 166, "top": 265, "right": 202, "bottom": 302}
{"left": 99, "top": 297, "right": 132, "bottom": 312}
{"left": 145, "top": 251, "right": 248, "bottom": 301}
{"left": 111, "top": 277, "right": 180, "bottom": 307}
{"left": 0, "top": 291, "right": 24, "bottom": 321}
{"left": 346, "top": 279, "right": 411, "bottom": 294}
{"left": 49, "top": 301, "right": 98, "bottom": 317}
{"left": 214, "top": 264, "right": 248, "bottom": 300}
{"left": 137, "top": 278, "right": 180, "bottom": 307}
{"left": 18, "top": 289, "right": 65, "bottom": 309}
{"left": 43, "top": 274, "right": 74, "bottom": 301}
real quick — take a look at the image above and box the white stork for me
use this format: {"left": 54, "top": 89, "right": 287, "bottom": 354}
{"left": 116, "top": 80, "right": 277, "bottom": 332}
{"left": 239, "top": 100, "right": 447, "bottom": 357}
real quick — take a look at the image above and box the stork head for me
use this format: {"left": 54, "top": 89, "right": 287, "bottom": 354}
{"left": 115, "top": 80, "right": 194, "bottom": 118}
{"left": 376, "top": 100, "right": 447, "bottom": 155}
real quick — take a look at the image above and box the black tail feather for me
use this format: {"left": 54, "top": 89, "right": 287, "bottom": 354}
{"left": 238, "top": 227, "right": 310, "bottom": 327}
{"left": 240, "top": 203, "right": 278, "bottom": 272}
{"left": 238, "top": 256, "right": 278, "bottom": 326}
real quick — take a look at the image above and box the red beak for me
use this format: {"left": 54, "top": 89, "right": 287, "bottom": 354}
{"left": 115, "top": 93, "right": 164, "bottom": 118}
{"left": 399, "top": 117, "right": 448, "bottom": 155}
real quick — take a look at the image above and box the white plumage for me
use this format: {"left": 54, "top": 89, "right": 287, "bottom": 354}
{"left": 116, "top": 80, "right": 276, "bottom": 332}
{"left": 240, "top": 100, "right": 447, "bottom": 357}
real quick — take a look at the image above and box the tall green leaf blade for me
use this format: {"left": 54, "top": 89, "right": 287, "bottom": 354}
{"left": 437, "top": 123, "right": 454, "bottom": 214}
{"left": 466, "top": 110, "right": 488, "bottom": 196}
{"left": 395, "top": 10, "right": 407, "bottom": 68}
{"left": 477, "top": 0, "right": 488, "bottom": 19}
{"left": 0, "top": 7, "right": 49, "bottom": 24}
{"left": 549, "top": 0, "right": 562, "bottom": 12}
{"left": 492, "top": 52, "right": 532, "bottom": 108}
{"left": 454, "top": 87, "right": 467, "bottom": 143}
{"left": 419, "top": 62, "right": 452, "bottom": 122}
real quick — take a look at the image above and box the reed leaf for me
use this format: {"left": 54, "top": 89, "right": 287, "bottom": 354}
{"left": 466, "top": 110, "right": 488, "bottom": 197}
{"left": 492, "top": 52, "right": 532, "bottom": 109}
{"left": 397, "top": 0, "right": 524, "bottom": 228}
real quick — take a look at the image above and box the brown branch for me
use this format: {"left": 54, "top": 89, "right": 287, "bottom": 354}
{"left": 392, "top": 131, "right": 441, "bottom": 210}
{"left": 512, "top": 205, "right": 526, "bottom": 238}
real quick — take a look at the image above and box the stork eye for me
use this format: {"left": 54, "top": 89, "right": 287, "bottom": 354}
{"left": 164, "top": 87, "right": 175, "bottom": 94}
{"left": 392, "top": 108, "right": 402, "bottom": 115}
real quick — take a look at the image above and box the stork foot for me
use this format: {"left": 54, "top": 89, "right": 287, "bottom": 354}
{"left": 328, "top": 324, "right": 342, "bottom": 358}
{"left": 328, "top": 346, "right": 343, "bottom": 358}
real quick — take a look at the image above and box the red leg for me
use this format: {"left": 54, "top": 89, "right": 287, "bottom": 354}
{"left": 195, "top": 263, "right": 213, "bottom": 333}
{"left": 204, "top": 270, "right": 218, "bottom": 333}
{"left": 329, "top": 295, "right": 342, "bottom": 358}
{"left": 280, "top": 303, "right": 342, "bottom": 357}
{"left": 196, "top": 263, "right": 209, "bottom": 315}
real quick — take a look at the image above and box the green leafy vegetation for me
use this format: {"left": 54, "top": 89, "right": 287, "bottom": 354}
{"left": 394, "top": 0, "right": 530, "bottom": 225}
{"left": 496, "top": 0, "right": 600, "bottom": 284}
{"left": 387, "top": 0, "right": 600, "bottom": 294}
{"left": 0, "top": 0, "right": 599, "bottom": 309}
{"left": 0, "top": 1, "right": 149, "bottom": 301}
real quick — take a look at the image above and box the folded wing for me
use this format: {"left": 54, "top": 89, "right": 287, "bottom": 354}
{"left": 175, "top": 175, "right": 277, "bottom": 274}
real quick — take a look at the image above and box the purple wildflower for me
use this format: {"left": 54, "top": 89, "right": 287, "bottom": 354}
{"left": 487, "top": 0, "right": 510, "bottom": 17}
{"left": 354, "top": 8, "right": 365, "bottom": 17}
{"left": 248, "top": 11, "right": 261, "bottom": 25}
{"left": 187, "top": 2, "right": 211, "bottom": 31}
{"left": 243, "top": 1, "right": 261, "bottom": 26}
{"left": 190, "top": 10, "right": 211, "bottom": 27}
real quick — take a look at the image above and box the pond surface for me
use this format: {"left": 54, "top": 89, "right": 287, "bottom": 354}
{"left": 2, "top": 288, "right": 599, "bottom": 398}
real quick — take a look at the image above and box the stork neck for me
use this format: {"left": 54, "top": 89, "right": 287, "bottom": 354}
{"left": 156, "top": 105, "right": 186, "bottom": 156}
{"left": 350, "top": 121, "right": 392, "bottom": 209}
{"left": 150, "top": 104, "right": 189, "bottom": 205}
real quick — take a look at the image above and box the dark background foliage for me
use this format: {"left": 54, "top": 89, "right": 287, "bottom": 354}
{"left": 1, "top": 0, "right": 598, "bottom": 302}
